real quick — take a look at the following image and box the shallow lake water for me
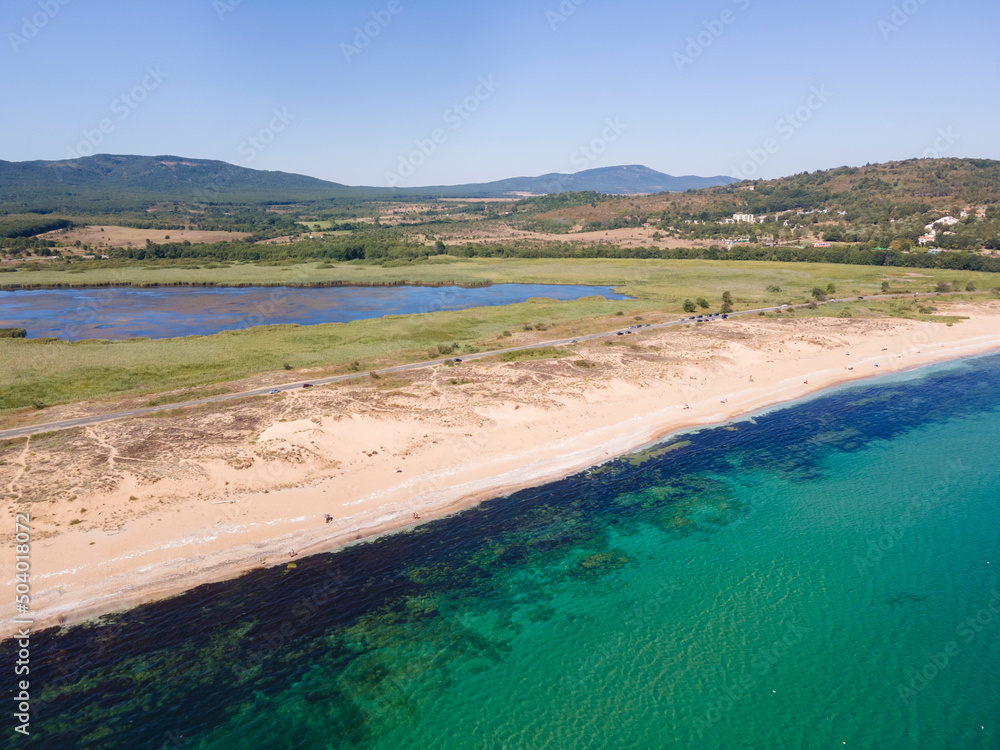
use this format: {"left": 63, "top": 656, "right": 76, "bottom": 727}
{"left": 0, "top": 283, "right": 630, "bottom": 340}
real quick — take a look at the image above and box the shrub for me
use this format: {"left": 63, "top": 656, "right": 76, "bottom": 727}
{"left": 881, "top": 281, "right": 890, "bottom": 292}
{"left": 283, "top": 362, "right": 293, "bottom": 370}
{"left": 683, "top": 299, "right": 697, "bottom": 313}
{"left": 966, "top": 281, "right": 977, "bottom": 291}
{"left": 0, "top": 328, "right": 26, "bottom": 338}
{"left": 766, "top": 285, "right": 782, "bottom": 293}
{"left": 696, "top": 297, "right": 709, "bottom": 309}
{"left": 837, "top": 308, "right": 853, "bottom": 318}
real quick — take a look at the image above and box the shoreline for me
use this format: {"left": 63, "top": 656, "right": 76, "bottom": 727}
{"left": 0, "top": 279, "right": 596, "bottom": 291}
{"left": 5, "top": 305, "right": 1000, "bottom": 640}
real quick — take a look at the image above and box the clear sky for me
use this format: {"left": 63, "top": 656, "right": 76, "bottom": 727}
{"left": 3, "top": 0, "right": 998, "bottom": 187}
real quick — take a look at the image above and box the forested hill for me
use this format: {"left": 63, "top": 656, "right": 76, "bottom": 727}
{"left": 415, "top": 165, "right": 738, "bottom": 196}
{"left": 0, "top": 154, "right": 357, "bottom": 211}
{"left": 0, "top": 156, "right": 738, "bottom": 212}
{"left": 709, "top": 158, "right": 1000, "bottom": 215}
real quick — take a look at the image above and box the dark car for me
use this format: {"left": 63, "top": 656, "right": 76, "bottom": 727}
{"left": 454, "top": 358, "right": 462, "bottom": 362}
{"left": 302, "top": 383, "right": 313, "bottom": 389}
{"left": 722, "top": 314, "right": 728, "bottom": 319}
{"left": 616, "top": 332, "right": 624, "bottom": 335}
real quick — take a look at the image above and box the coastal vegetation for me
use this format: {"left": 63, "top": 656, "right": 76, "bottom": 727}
{"left": 1, "top": 257, "right": 994, "bottom": 414}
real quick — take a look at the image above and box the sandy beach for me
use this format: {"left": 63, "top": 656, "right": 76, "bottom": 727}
{"left": 4, "top": 301, "right": 1000, "bottom": 638}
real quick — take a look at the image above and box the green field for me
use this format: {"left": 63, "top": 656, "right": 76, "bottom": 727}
{"left": 1, "top": 258, "right": 995, "bottom": 414}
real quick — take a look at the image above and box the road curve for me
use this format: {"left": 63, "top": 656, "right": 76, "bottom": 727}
{"left": 0, "top": 290, "right": 978, "bottom": 439}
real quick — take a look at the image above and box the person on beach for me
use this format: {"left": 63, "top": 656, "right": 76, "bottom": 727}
{"left": 324, "top": 514, "right": 333, "bottom": 524}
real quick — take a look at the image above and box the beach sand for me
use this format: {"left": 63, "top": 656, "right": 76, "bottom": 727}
{"left": 4, "top": 302, "right": 1000, "bottom": 638}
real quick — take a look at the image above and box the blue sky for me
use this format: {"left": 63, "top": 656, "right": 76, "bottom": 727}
{"left": 3, "top": 0, "right": 998, "bottom": 186}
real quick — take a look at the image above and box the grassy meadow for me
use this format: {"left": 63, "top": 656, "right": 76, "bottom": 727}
{"left": 1, "top": 257, "right": 996, "bottom": 414}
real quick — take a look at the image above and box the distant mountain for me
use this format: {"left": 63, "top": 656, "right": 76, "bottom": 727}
{"left": 0, "top": 154, "right": 359, "bottom": 211}
{"left": 414, "top": 165, "right": 738, "bottom": 196}
{"left": 0, "top": 155, "right": 737, "bottom": 211}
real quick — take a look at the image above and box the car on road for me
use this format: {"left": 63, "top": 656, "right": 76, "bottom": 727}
{"left": 454, "top": 358, "right": 462, "bottom": 362}
{"left": 268, "top": 388, "right": 280, "bottom": 394}
{"left": 302, "top": 383, "right": 313, "bottom": 389}
{"left": 616, "top": 332, "right": 624, "bottom": 335}
{"left": 571, "top": 339, "right": 578, "bottom": 343}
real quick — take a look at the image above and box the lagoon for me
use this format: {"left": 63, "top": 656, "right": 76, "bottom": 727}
{"left": 0, "top": 283, "right": 630, "bottom": 341}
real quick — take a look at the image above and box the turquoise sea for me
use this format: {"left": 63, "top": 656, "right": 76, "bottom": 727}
{"left": 5, "top": 353, "right": 1000, "bottom": 748}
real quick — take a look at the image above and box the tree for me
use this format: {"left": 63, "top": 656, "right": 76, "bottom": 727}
{"left": 811, "top": 287, "right": 827, "bottom": 300}
{"left": 696, "top": 297, "right": 710, "bottom": 309}
{"left": 683, "top": 299, "right": 697, "bottom": 313}
{"left": 826, "top": 282, "right": 836, "bottom": 294}
{"left": 721, "top": 291, "right": 734, "bottom": 313}
{"left": 881, "top": 281, "right": 890, "bottom": 292}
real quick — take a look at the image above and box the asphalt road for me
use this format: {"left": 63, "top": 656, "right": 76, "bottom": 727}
{"left": 0, "top": 290, "right": 975, "bottom": 439}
